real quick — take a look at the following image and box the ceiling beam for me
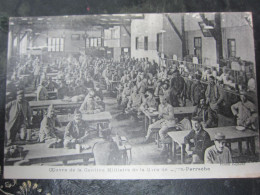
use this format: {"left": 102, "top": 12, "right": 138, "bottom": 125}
{"left": 165, "top": 14, "right": 183, "bottom": 41}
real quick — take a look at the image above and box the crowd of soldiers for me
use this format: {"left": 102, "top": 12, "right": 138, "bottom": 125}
{"left": 4, "top": 53, "right": 258, "bottom": 164}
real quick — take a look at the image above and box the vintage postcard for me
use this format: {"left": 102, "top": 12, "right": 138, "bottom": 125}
{"left": 3, "top": 13, "right": 260, "bottom": 179}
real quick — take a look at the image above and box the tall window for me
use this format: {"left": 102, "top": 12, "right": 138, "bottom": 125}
{"left": 136, "top": 37, "right": 139, "bottom": 50}
{"left": 47, "top": 38, "right": 64, "bottom": 52}
{"left": 194, "top": 37, "right": 202, "bottom": 63}
{"left": 144, "top": 36, "right": 148, "bottom": 50}
{"left": 86, "top": 38, "right": 102, "bottom": 48}
{"left": 157, "top": 33, "right": 162, "bottom": 52}
{"left": 228, "top": 39, "right": 236, "bottom": 57}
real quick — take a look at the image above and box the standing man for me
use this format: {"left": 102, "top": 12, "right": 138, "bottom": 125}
{"left": 5, "top": 90, "right": 32, "bottom": 146}
{"left": 191, "top": 73, "right": 205, "bottom": 106}
{"left": 231, "top": 91, "right": 257, "bottom": 130}
{"left": 204, "top": 133, "right": 232, "bottom": 164}
{"left": 205, "top": 76, "right": 223, "bottom": 113}
{"left": 184, "top": 117, "right": 212, "bottom": 164}
{"left": 170, "top": 70, "right": 186, "bottom": 107}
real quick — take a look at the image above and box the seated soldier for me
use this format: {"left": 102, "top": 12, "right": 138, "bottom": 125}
{"left": 45, "top": 77, "right": 59, "bottom": 91}
{"left": 92, "top": 129, "right": 120, "bottom": 165}
{"left": 121, "top": 83, "right": 131, "bottom": 109}
{"left": 63, "top": 109, "right": 90, "bottom": 149}
{"left": 94, "top": 84, "right": 104, "bottom": 101}
{"left": 39, "top": 105, "right": 63, "bottom": 147}
{"left": 231, "top": 91, "right": 258, "bottom": 130}
{"left": 125, "top": 86, "right": 144, "bottom": 116}
{"left": 144, "top": 95, "right": 176, "bottom": 152}
{"left": 79, "top": 89, "right": 103, "bottom": 114}
{"left": 204, "top": 133, "right": 232, "bottom": 164}
{"left": 184, "top": 117, "right": 212, "bottom": 164}
{"left": 139, "top": 89, "right": 158, "bottom": 112}
{"left": 57, "top": 80, "right": 68, "bottom": 99}
{"left": 84, "top": 75, "right": 95, "bottom": 89}
{"left": 36, "top": 80, "right": 48, "bottom": 101}
{"left": 193, "top": 98, "right": 218, "bottom": 128}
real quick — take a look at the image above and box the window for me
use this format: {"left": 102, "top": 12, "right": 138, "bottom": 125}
{"left": 136, "top": 37, "right": 139, "bottom": 50}
{"left": 47, "top": 37, "right": 64, "bottom": 52}
{"left": 194, "top": 37, "right": 202, "bottom": 63}
{"left": 228, "top": 39, "right": 236, "bottom": 57}
{"left": 86, "top": 38, "right": 102, "bottom": 48}
{"left": 157, "top": 33, "right": 162, "bottom": 52}
{"left": 144, "top": 36, "right": 148, "bottom": 50}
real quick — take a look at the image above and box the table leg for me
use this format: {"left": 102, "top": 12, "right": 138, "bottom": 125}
{"left": 144, "top": 115, "right": 147, "bottom": 132}
{"left": 62, "top": 160, "right": 68, "bottom": 165}
{"left": 181, "top": 144, "right": 185, "bottom": 164}
{"left": 172, "top": 141, "right": 177, "bottom": 162}
{"left": 238, "top": 141, "right": 242, "bottom": 155}
{"left": 249, "top": 137, "right": 256, "bottom": 155}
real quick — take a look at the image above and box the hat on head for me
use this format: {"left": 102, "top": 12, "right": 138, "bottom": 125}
{"left": 17, "top": 90, "right": 24, "bottom": 96}
{"left": 191, "top": 116, "right": 202, "bottom": 123}
{"left": 99, "top": 128, "right": 111, "bottom": 138}
{"left": 47, "top": 104, "right": 54, "bottom": 112}
{"left": 214, "top": 132, "right": 226, "bottom": 141}
{"left": 239, "top": 90, "right": 247, "bottom": 95}
{"left": 74, "top": 108, "right": 81, "bottom": 115}
{"left": 209, "top": 75, "right": 215, "bottom": 80}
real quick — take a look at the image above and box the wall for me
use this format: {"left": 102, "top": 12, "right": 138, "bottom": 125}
{"left": 186, "top": 30, "right": 217, "bottom": 65}
{"left": 131, "top": 14, "right": 163, "bottom": 62}
{"left": 162, "top": 14, "right": 183, "bottom": 60}
{"left": 221, "top": 13, "right": 255, "bottom": 63}
{"left": 120, "top": 25, "right": 131, "bottom": 48}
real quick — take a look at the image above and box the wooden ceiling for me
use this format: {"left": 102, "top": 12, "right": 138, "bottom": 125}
{"left": 9, "top": 14, "right": 144, "bottom": 32}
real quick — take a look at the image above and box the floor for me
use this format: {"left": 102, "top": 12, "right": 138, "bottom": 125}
{"left": 103, "top": 90, "right": 260, "bottom": 165}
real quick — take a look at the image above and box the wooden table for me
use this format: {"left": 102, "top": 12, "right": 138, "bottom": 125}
{"left": 8, "top": 136, "right": 131, "bottom": 166}
{"left": 29, "top": 100, "right": 82, "bottom": 111}
{"left": 167, "top": 126, "right": 258, "bottom": 164}
{"left": 25, "top": 91, "right": 58, "bottom": 101}
{"left": 57, "top": 112, "right": 112, "bottom": 124}
{"left": 174, "top": 106, "right": 196, "bottom": 116}
{"left": 142, "top": 109, "right": 159, "bottom": 132}
{"left": 46, "top": 73, "right": 58, "bottom": 78}
{"left": 142, "top": 106, "right": 196, "bottom": 132}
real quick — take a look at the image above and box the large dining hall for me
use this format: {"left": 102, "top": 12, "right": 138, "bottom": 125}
{"left": 4, "top": 13, "right": 259, "bottom": 166}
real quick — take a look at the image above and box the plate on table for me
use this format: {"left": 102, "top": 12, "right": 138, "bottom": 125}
{"left": 236, "top": 126, "right": 245, "bottom": 131}
{"left": 152, "top": 111, "right": 159, "bottom": 115}
{"left": 148, "top": 108, "right": 156, "bottom": 112}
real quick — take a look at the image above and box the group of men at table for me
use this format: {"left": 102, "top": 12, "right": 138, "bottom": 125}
{"left": 5, "top": 89, "right": 121, "bottom": 165}
{"left": 5, "top": 55, "right": 258, "bottom": 165}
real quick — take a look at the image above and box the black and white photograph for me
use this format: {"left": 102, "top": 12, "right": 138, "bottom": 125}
{"left": 3, "top": 13, "right": 260, "bottom": 179}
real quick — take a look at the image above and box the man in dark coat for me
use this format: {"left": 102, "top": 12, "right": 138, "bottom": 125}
{"left": 184, "top": 117, "right": 212, "bottom": 163}
{"left": 170, "top": 70, "right": 186, "bottom": 107}
{"left": 191, "top": 73, "right": 205, "bottom": 106}
{"left": 5, "top": 90, "right": 32, "bottom": 146}
{"left": 193, "top": 98, "right": 218, "bottom": 128}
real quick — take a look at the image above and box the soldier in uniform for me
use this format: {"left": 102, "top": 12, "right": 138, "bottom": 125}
{"left": 36, "top": 80, "right": 48, "bottom": 101}
{"left": 5, "top": 90, "right": 32, "bottom": 146}
{"left": 39, "top": 104, "right": 63, "bottom": 146}
{"left": 144, "top": 95, "right": 176, "bottom": 151}
{"left": 184, "top": 117, "right": 212, "bottom": 164}
{"left": 63, "top": 109, "right": 90, "bottom": 148}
